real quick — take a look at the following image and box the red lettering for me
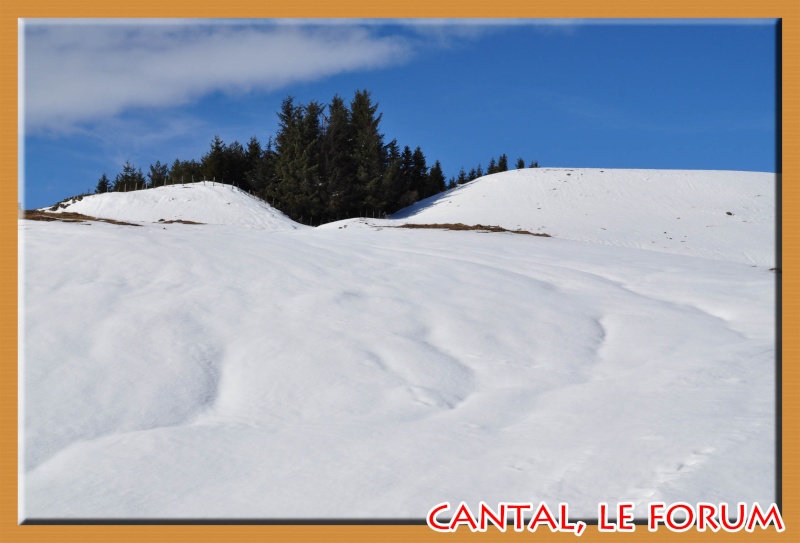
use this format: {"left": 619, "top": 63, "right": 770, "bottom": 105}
{"left": 746, "top": 503, "right": 785, "bottom": 532}
{"left": 559, "top": 503, "right": 586, "bottom": 536}
{"left": 426, "top": 502, "right": 450, "bottom": 532}
{"left": 648, "top": 502, "right": 666, "bottom": 532}
{"left": 528, "top": 502, "right": 558, "bottom": 532}
{"left": 696, "top": 502, "right": 720, "bottom": 532}
{"left": 617, "top": 502, "right": 635, "bottom": 532}
{"left": 598, "top": 502, "right": 616, "bottom": 532}
{"left": 478, "top": 501, "right": 506, "bottom": 532}
{"left": 665, "top": 502, "right": 695, "bottom": 532}
{"left": 506, "top": 503, "right": 532, "bottom": 532}
{"left": 450, "top": 501, "right": 478, "bottom": 531}
{"left": 719, "top": 502, "right": 747, "bottom": 531}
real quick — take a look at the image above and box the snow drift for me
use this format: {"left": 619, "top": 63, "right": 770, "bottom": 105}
{"left": 21, "top": 168, "right": 777, "bottom": 520}
{"left": 44, "top": 182, "right": 304, "bottom": 231}
{"left": 392, "top": 168, "right": 775, "bottom": 267}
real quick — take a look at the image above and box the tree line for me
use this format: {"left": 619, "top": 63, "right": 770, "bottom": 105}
{"left": 95, "top": 90, "right": 539, "bottom": 225}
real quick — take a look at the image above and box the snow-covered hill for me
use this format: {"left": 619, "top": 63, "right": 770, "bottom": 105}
{"left": 392, "top": 168, "right": 775, "bottom": 266}
{"left": 20, "top": 168, "right": 777, "bottom": 520}
{"left": 45, "top": 182, "right": 304, "bottom": 231}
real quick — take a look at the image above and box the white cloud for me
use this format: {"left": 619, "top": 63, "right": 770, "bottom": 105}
{"left": 23, "top": 21, "right": 412, "bottom": 133}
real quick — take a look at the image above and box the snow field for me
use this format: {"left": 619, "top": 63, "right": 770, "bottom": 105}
{"left": 392, "top": 168, "right": 775, "bottom": 267}
{"left": 21, "top": 168, "right": 776, "bottom": 518}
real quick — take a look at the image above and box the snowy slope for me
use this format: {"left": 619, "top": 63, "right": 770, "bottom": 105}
{"left": 392, "top": 168, "right": 776, "bottom": 266}
{"left": 44, "top": 183, "right": 304, "bottom": 230}
{"left": 20, "top": 168, "right": 776, "bottom": 520}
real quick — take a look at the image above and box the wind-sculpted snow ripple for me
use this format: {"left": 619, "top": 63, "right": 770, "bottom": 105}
{"left": 21, "top": 202, "right": 775, "bottom": 518}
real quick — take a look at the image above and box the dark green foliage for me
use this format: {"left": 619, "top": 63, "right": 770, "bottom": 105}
{"left": 427, "top": 160, "right": 446, "bottom": 197}
{"left": 350, "top": 90, "right": 387, "bottom": 218}
{"left": 456, "top": 167, "right": 468, "bottom": 185}
{"left": 246, "top": 136, "right": 277, "bottom": 197}
{"left": 516, "top": 157, "right": 526, "bottom": 169}
{"left": 96, "top": 89, "right": 524, "bottom": 224}
{"left": 169, "top": 158, "right": 202, "bottom": 184}
{"left": 202, "top": 135, "right": 227, "bottom": 182}
{"left": 147, "top": 160, "right": 169, "bottom": 188}
{"left": 408, "top": 146, "right": 429, "bottom": 200}
{"left": 486, "top": 158, "right": 498, "bottom": 175}
{"left": 320, "top": 95, "right": 356, "bottom": 219}
{"left": 529, "top": 160, "right": 539, "bottom": 168}
{"left": 113, "top": 161, "right": 146, "bottom": 192}
{"left": 273, "top": 97, "right": 325, "bottom": 222}
{"left": 95, "top": 173, "right": 110, "bottom": 194}
{"left": 497, "top": 154, "right": 508, "bottom": 172}
{"left": 380, "top": 140, "right": 405, "bottom": 214}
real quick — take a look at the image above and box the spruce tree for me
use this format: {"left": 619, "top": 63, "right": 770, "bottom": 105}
{"left": 202, "top": 135, "right": 227, "bottom": 182}
{"left": 224, "top": 140, "right": 249, "bottom": 188}
{"left": 113, "top": 160, "right": 138, "bottom": 192}
{"left": 427, "top": 160, "right": 446, "bottom": 197}
{"left": 456, "top": 167, "right": 468, "bottom": 185}
{"left": 320, "top": 95, "right": 356, "bottom": 220}
{"left": 409, "top": 146, "right": 429, "bottom": 199}
{"left": 247, "top": 136, "right": 278, "bottom": 200}
{"left": 498, "top": 154, "right": 509, "bottom": 172}
{"left": 379, "top": 139, "right": 404, "bottom": 215}
{"left": 147, "top": 160, "right": 169, "bottom": 188}
{"left": 246, "top": 136, "right": 262, "bottom": 170}
{"left": 516, "top": 157, "right": 526, "bottom": 169}
{"left": 398, "top": 145, "right": 416, "bottom": 206}
{"left": 350, "top": 90, "right": 386, "bottom": 216}
{"left": 274, "top": 96, "right": 323, "bottom": 221}
{"left": 95, "top": 173, "right": 110, "bottom": 193}
{"left": 487, "top": 158, "right": 498, "bottom": 175}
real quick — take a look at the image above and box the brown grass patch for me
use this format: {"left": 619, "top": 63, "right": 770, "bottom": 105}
{"left": 157, "top": 219, "right": 204, "bottom": 225}
{"left": 397, "top": 223, "right": 551, "bottom": 237}
{"left": 22, "top": 210, "right": 142, "bottom": 227}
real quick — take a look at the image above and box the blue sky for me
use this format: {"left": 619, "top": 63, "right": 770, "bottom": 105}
{"left": 21, "top": 19, "right": 777, "bottom": 209}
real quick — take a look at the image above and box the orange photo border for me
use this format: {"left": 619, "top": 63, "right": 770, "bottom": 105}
{"left": 1, "top": 2, "right": 797, "bottom": 541}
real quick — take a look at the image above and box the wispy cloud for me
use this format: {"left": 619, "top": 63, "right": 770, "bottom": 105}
{"left": 23, "top": 21, "right": 412, "bottom": 134}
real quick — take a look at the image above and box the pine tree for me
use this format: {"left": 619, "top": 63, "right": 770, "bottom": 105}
{"left": 202, "top": 135, "right": 227, "bottom": 182}
{"left": 147, "top": 160, "right": 169, "bottom": 188}
{"left": 246, "top": 136, "right": 277, "bottom": 199}
{"left": 409, "top": 146, "right": 429, "bottom": 199}
{"left": 427, "top": 160, "right": 446, "bottom": 196}
{"left": 476, "top": 164, "right": 484, "bottom": 178}
{"left": 379, "top": 139, "right": 404, "bottom": 214}
{"left": 95, "top": 173, "right": 110, "bottom": 194}
{"left": 225, "top": 140, "right": 249, "bottom": 187}
{"left": 113, "top": 160, "right": 138, "bottom": 192}
{"left": 246, "top": 136, "right": 262, "bottom": 170}
{"left": 321, "top": 94, "right": 356, "bottom": 220}
{"left": 274, "top": 96, "right": 324, "bottom": 221}
{"left": 487, "top": 158, "right": 498, "bottom": 175}
{"left": 529, "top": 160, "right": 539, "bottom": 168}
{"left": 398, "top": 145, "right": 416, "bottom": 206}
{"left": 456, "top": 167, "right": 468, "bottom": 185}
{"left": 133, "top": 167, "right": 146, "bottom": 191}
{"left": 516, "top": 157, "right": 526, "bottom": 169}
{"left": 498, "top": 154, "right": 508, "bottom": 172}
{"left": 350, "top": 90, "right": 386, "bottom": 216}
